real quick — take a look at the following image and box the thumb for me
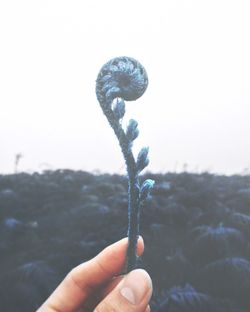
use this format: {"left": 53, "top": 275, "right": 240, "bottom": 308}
{"left": 94, "top": 269, "right": 152, "bottom": 312}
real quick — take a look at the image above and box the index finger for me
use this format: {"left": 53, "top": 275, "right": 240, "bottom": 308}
{"left": 37, "top": 236, "right": 144, "bottom": 312}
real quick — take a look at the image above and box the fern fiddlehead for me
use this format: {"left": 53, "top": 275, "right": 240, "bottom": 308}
{"left": 96, "top": 56, "right": 154, "bottom": 272}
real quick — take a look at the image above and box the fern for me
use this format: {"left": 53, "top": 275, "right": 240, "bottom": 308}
{"left": 95, "top": 56, "right": 154, "bottom": 272}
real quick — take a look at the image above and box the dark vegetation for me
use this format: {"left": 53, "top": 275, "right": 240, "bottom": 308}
{"left": 0, "top": 170, "right": 250, "bottom": 311}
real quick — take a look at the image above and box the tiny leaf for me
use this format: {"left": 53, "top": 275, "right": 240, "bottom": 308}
{"left": 113, "top": 99, "right": 126, "bottom": 120}
{"left": 140, "top": 179, "right": 155, "bottom": 201}
{"left": 136, "top": 147, "right": 149, "bottom": 173}
{"left": 126, "top": 119, "right": 139, "bottom": 141}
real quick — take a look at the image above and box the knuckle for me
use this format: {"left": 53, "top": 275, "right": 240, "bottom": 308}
{"left": 65, "top": 268, "right": 84, "bottom": 292}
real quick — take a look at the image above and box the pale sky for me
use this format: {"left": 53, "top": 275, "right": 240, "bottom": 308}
{"left": 0, "top": 0, "right": 250, "bottom": 175}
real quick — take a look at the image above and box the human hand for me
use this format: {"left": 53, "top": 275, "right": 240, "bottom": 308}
{"left": 37, "top": 237, "right": 152, "bottom": 312}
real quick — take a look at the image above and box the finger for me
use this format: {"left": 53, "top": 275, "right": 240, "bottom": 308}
{"left": 84, "top": 277, "right": 151, "bottom": 312}
{"left": 37, "top": 237, "right": 144, "bottom": 312}
{"left": 94, "top": 278, "right": 151, "bottom": 312}
{"left": 82, "top": 275, "right": 124, "bottom": 311}
{"left": 145, "top": 305, "right": 151, "bottom": 312}
{"left": 94, "top": 269, "right": 152, "bottom": 312}
{"left": 100, "top": 275, "right": 124, "bottom": 299}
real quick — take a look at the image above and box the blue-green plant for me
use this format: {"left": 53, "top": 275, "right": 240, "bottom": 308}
{"left": 96, "top": 56, "right": 155, "bottom": 272}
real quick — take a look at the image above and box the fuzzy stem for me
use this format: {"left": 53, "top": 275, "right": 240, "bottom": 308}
{"left": 100, "top": 101, "right": 140, "bottom": 272}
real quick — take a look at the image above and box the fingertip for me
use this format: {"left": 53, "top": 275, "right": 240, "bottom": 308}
{"left": 112, "top": 236, "right": 144, "bottom": 256}
{"left": 145, "top": 304, "right": 151, "bottom": 312}
{"left": 138, "top": 235, "right": 144, "bottom": 245}
{"left": 95, "top": 268, "right": 152, "bottom": 311}
{"left": 137, "top": 235, "right": 144, "bottom": 256}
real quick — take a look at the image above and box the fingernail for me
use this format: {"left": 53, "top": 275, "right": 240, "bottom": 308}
{"left": 120, "top": 269, "right": 152, "bottom": 305}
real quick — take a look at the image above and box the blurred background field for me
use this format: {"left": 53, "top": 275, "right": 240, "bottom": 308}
{"left": 1, "top": 170, "right": 250, "bottom": 311}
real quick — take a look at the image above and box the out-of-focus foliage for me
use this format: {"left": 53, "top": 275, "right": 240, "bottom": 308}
{"left": 0, "top": 170, "right": 250, "bottom": 311}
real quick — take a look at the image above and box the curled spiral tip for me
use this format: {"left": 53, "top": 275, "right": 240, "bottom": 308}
{"left": 96, "top": 56, "right": 148, "bottom": 104}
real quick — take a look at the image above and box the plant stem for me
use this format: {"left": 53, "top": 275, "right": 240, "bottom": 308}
{"left": 100, "top": 102, "right": 140, "bottom": 272}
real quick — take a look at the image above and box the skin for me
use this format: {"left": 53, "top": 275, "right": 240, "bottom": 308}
{"left": 37, "top": 237, "right": 152, "bottom": 312}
